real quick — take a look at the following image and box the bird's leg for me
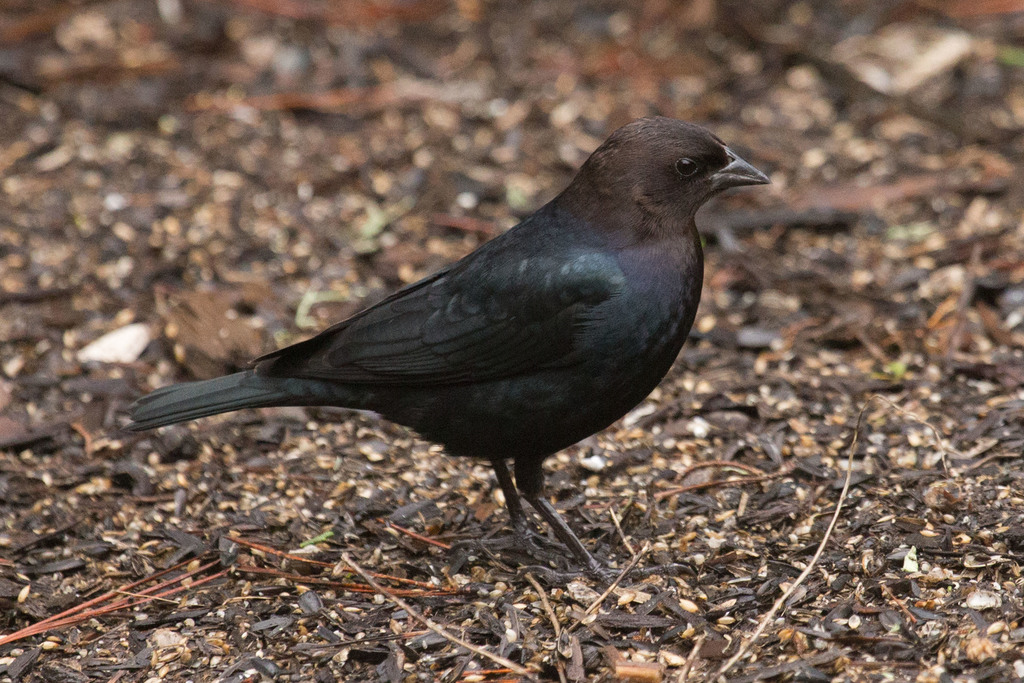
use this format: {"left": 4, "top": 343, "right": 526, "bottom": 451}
{"left": 522, "top": 493, "right": 606, "bottom": 576}
{"left": 513, "top": 458, "right": 607, "bottom": 576}
{"left": 519, "top": 488, "right": 694, "bottom": 582}
{"left": 467, "top": 461, "right": 691, "bottom": 582}
{"left": 490, "top": 457, "right": 529, "bottom": 534}
{"left": 449, "top": 458, "right": 560, "bottom": 565}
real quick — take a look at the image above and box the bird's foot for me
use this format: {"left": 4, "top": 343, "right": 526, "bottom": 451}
{"left": 522, "top": 560, "right": 694, "bottom": 585}
{"left": 449, "top": 523, "right": 564, "bottom": 568}
{"left": 629, "top": 562, "right": 694, "bottom": 579}
{"left": 520, "top": 563, "right": 618, "bottom": 583}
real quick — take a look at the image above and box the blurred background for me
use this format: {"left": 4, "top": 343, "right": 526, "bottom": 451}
{"left": 1, "top": 0, "right": 1022, "bottom": 380}
{"left": 2, "top": 1, "right": 1024, "bottom": 681}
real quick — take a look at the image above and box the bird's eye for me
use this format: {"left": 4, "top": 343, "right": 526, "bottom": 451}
{"left": 674, "top": 158, "right": 701, "bottom": 178}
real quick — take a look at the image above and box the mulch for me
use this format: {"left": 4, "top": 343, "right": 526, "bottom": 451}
{"left": 2, "top": 0, "right": 1023, "bottom": 680}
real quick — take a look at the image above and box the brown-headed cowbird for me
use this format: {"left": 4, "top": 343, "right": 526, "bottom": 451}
{"left": 128, "top": 117, "right": 768, "bottom": 573}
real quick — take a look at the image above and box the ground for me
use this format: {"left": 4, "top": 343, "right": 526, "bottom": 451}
{"left": 2, "top": 1, "right": 1024, "bottom": 681}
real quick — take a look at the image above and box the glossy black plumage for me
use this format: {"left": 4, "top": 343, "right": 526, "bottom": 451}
{"left": 128, "top": 117, "right": 769, "bottom": 573}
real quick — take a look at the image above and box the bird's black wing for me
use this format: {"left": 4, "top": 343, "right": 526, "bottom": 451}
{"left": 255, "top": 251, "right": 625, "bottom": 385}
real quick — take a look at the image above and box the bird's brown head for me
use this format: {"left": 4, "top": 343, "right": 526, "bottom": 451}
{"left": 562, "top": 116, "right": 769, "bottom": 238}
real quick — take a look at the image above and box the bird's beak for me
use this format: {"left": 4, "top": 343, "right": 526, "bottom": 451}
{"left": 711, "top": 148, "right": 770, "bottom": 190}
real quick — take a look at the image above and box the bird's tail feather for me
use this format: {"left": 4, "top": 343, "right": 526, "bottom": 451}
{"left": 127, "top": 371, "right": 292, "bottom": 431}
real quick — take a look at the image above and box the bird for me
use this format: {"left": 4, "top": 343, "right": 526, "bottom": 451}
{"left": 127, "top": 116, "right": 769, "bottom": 575}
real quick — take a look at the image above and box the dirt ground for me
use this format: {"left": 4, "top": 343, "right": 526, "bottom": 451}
{"left": 2, "top": 1, "right": 1024, "bottom": 681}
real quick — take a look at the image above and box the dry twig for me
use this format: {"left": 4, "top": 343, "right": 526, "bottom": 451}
{"left": 880, "top": 583, "right": 919, "bottom": 625}
{"left": 676, "top": 634, "right": 705, "bottom": 682}
{"left": 566, "top": 542, "right": 651, "bottom": 636}
{"left": 862, "top": 395, "right": 961, "bottom": 474}
{"left": 524, "top": 573, "right": 567, "bottom": 683}
{"left": 339, "top": 552, "right": 534, "bottom": 679}
{"left": 609, "top": 505, "right": 636, "bottom": 557}
{"left": 656, "top": 460, "right": 794, "bottom": 500}
{"left": 711, "top": 394, "right": 874, "bottom": 680}
{"left": 0, "top": 558, "right": 226, "bottom": 646}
